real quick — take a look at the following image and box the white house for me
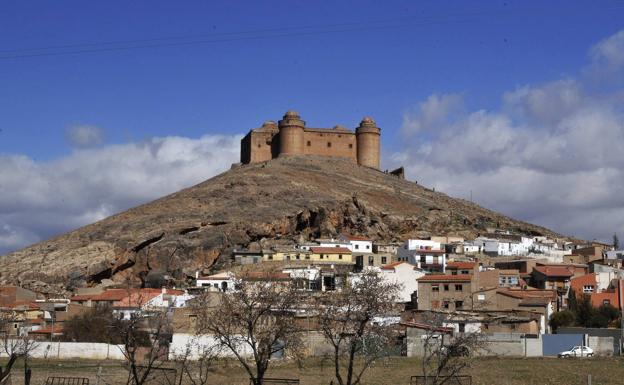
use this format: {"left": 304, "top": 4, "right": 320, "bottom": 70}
{"left": 378, "top": 261, "right": 425, "bottom": 303}
{"left": 196, "top": 271, "right": 236, "bottom": 292}
{"left": 337, "top": 234, "right": 373, "bottom": 253}
{"left": 397, "top": 239, "right": 446, "bottom": 273}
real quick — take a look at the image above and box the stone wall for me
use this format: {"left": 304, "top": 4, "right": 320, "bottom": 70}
{"left": 588, "top": 336, "right": 614, "bottom": 356}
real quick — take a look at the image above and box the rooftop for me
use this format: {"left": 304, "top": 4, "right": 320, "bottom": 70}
{"left": 418, "top": 274, "right": 471, "bottom": 283}
{"left": 310, "top": 247, "right": 352, "bottom": 254}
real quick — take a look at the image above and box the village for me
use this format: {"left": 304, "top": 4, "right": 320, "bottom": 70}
{"left": 1, "top": 230, "right": 623, "bottom": 384}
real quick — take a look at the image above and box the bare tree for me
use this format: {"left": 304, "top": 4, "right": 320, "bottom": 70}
{"left": 315, "top": 270, "right": 401, "bottom": 385}
{"left": 0, "top": 309, "right": 38, "bottom": 360}
{"left": 192, "top": 274, "right": 304, "bottom": 385}
{"left": 170, "top": 337, "right": 221, "bottom": 385}
{"left": 418, "top": 312, "right": 485, "bottom": 385}
{"left": 0, "top": 309, "right": 39, "bottom": 385}
{"left": 108, "top": 289, "right": 173, "bottom": 385}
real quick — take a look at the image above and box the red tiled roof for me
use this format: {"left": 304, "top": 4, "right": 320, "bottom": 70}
{"left": 112, "top": 289, "right": 164, "bottom": 309}
{"left": 497, "top": 288, "right": 556, "bottom": 300}
{"left": 418, "top": 274, "right": 471, "bottom": 282}
{"left": 400, "top": 321, "right": 454, "bottom": 333}
{"left": 381, "top": 261, "right": 416, "bottom": 270}
{"left": 71, "top": 289, "right": 129, "bottom": 302}
{"left": 30, "top": 326, "right": 64, "bottom": 334}
{"left": 446, "top": 262, "right": 477, "bottom": 269}
{"left": 310, "top": 247, "right": 351, "bottom": 254}
{"left": 533, "top": 265, "right": 574, "bottom": 278}
{"left": 6, "top": 301, "right": 40, "bottom": 310}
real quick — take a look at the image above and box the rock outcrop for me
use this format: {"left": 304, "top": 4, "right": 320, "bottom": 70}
{"left": 0, "top": 156, "right": 562, "bottom": 295}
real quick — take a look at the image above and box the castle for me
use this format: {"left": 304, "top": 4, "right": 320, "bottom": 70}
{"left": 240, "top": 111, "right": 381, "bottom": 169}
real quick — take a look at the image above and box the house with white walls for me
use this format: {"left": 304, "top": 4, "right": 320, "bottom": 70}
{"left": 196, "top": 271, "right": 236, "bottom": 292}
{"left": 378, "top": 261, "right": 425, "bottom": 303}
{"left": 397, "top": 239, "right": 447, "bottom": 273}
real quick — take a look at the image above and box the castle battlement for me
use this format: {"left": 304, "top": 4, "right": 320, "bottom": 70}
{"left": 240, "top": 111, "right": 380, "bottom": 169}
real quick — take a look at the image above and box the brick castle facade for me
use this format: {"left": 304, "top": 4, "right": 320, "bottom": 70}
{"left": 240, "top": 111, "right": 381, "bottom": 169}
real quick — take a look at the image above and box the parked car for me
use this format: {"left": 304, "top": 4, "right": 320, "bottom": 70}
{"left": 557, "top": 346, "right": 593, "bottom": 358}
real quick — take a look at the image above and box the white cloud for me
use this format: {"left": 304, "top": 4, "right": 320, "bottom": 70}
{"left": 0, "top": 134, "right": 241, "bottom": 254}
{"left": 589, "top": 29, "right": 624, "bottom": 74}
{"left": 65, "top": 125, "right": 105, "bottom": 148}
{"left": 392, "top": 29, "right": 624, "bottom": 242}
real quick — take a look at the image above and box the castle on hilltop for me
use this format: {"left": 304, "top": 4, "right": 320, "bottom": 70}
{"left": 240, "top": 111, "right": 381, "bottom": 169}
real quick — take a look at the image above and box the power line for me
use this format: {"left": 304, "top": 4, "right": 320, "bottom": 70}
{"left": 1, "top": 5, "right": 623, "bottom": 60}
{"left": 0, "top": 11, "right": 498, "bottom": 60}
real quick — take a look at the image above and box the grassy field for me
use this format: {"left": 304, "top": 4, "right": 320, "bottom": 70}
{"left": 2, "top": 356, "right": 623, "bottom": 385}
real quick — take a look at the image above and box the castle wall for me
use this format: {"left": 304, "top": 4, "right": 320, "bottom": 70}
{"left": 243, "top": 130, "right": 274, "bottom": 163}
{"left": 302, "top": 129, "right": 357, "bottom": 162}
{"left": 240, "top": 111, "right": 380, "bottom": 169}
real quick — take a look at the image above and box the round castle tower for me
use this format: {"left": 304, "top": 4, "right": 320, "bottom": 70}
{"left": 278, "top": 110, "right": 305, "bottom": 156}
{"left": 356, "top": 116, "right": 381, "bottom": 169}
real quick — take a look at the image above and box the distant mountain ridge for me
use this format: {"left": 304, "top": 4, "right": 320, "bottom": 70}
{"left": 0, "top": 156, "right": 563, "bottom": 295}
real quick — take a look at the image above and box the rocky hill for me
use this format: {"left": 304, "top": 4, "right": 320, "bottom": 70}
{"left": 0, "top": 156, "right": 562, "bottom": 295}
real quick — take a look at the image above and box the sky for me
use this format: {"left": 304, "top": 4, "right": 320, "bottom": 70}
{"left": 1, "top": 0, "right": 624, "bottom": 254}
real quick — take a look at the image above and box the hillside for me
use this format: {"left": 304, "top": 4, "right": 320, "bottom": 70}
{"left": 0, "top": 156, "right": 562, "bottom": 294}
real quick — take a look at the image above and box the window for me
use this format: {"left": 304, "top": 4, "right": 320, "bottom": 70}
{"left": 339, "top": 254, "right": 343, "bottom": 259}
{"left": 268, "top": 255, "right": 273, "bottom": 260}
{"left": 381, "top": 256, "right": 387, "bottom": 264}
{"left": 257, "top": 144, "right": 261, "bottom": 148}
{"left": 455, "top": 284, "right": 463, "bottom": 291}
{"left": 305, "top": 254, "right": 310, "bottom": 259}
{"left": 307, "top": 141, "right": 311, "bottom": 146}
{"left": 327, "top": 142, "right": 332, "bottom": 148}
{"left": 432, "top": 285, "right": 439, "bottom": 292}
{"left": 349, "top": 143, "right": 353, "bottom": 149}
{"left": 444, "top": 284, "right": 449, "bottom": 291}
{"left": 458, "top": 323, "right": 465, "bottom": 333}
{"left": 320, "top": 254, "right": 324, "bottom": 259}
{"left": 455, "top": 300, "right": 464, "bottom": 309}
{"left": 603, "top": 299, "right": 611, "bottom": 305}
{"left": 368, "top": 256, "right": 374, "bottom": 265}
{"left": 583, "top": 285, "right": 594, "bottom": 293}
{"left": 443, "top": 301, "right": 450, "bottom": 309}
{"left": 355, "top": 245, "right": 359, "bottom": 250}
{"left": 366, "top": 245, "right": 370, "bottom": 249}
{"left": 461, "top": 270, "right": 469, "bottom": 274}
{"left": 296, "top": 254, "right": 300, "bottom": 260}
{"left": 477, "top": 294, "right": 486, "bottom": 301}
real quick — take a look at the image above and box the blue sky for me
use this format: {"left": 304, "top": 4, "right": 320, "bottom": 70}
{"left": 1, "top": 0, "right": 621, "bottom": 158}
{"left": 1, "top": 0, "right": 624, "bottom": 253}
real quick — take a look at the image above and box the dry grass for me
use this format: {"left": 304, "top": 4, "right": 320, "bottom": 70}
{"left": 2, "top": 356, "right": 623, "bottom": 385}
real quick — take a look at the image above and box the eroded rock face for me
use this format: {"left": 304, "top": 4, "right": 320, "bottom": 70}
{"left": 0, "top": 156, "right": 561, "bottom": 295}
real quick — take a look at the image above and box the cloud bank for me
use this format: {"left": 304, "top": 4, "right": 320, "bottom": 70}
{"left": 0, "top": 134, "right": 241, "bottom": 254}
{"left": 391, "top": 29, "right": 624, "bottom": 242}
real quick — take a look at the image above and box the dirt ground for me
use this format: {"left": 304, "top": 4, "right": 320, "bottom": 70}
{"left": 2, "top": 356, "right": 623, "bottom": 385}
